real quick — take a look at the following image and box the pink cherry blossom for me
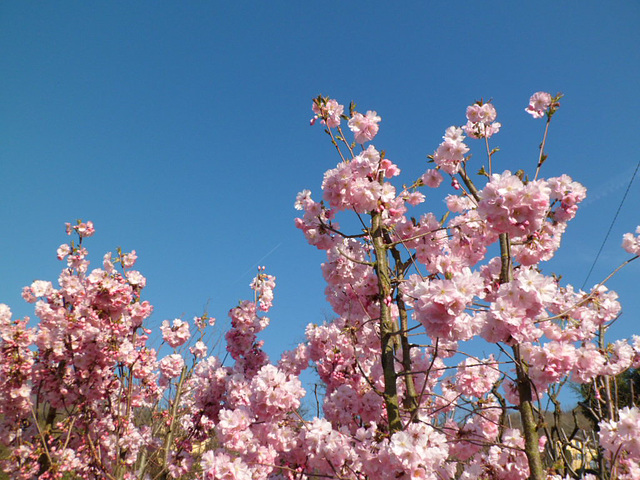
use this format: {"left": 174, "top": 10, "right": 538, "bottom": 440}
{"left": 421, "top": 169, "right": 444, "bottom": 188}
{"left": 189, "top": 340, "right": 208, "bottom": 358}
{"left": 477, "top": 171, "right": 551, "bottom": 238}
{"left": 464, "top": 102, "right": 501, "bottom": 139}
{"left": 433, "top": 126, "right": 469, "bottom": 174}
{"left": 348, "top": 110, "right": 381, "bottom": 144}
{"left": 159, "top": 353, "right": 185, "bottom": 379}
{"left": 4, "top": 93, "right": 640, "bottom": 480}
{"left": 122, "top": 250, "right": 137, "bottom": 268}
{"left": 312, "top": 97, "right": 344, "bottom": 128}
{"left": 599, "top": 406, "right": 640, "bottom": 477}
{"left": 56, "top": 243, "right": 71, "bottom": 260}
{"left": 526, "top": 91, "right": 552, "bottom": 118}
{"left": 161, "top": 318, "right": 191, "bottom": 348}
{"left": 455, "top": 355, "right": 501, "bottom": 397}
{"left": 622, "top": 226, "right": 640, "bottom": 255}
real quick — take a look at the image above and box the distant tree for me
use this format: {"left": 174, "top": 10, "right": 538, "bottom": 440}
{"left": 579, "top": 367, "right": 640, "bottom": 427}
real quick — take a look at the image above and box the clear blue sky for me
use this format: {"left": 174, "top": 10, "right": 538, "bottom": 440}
{"left": 2, "top": 3, "right": 639, "bottom": 398}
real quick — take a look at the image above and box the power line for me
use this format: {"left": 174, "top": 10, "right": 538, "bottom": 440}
{"left": 581, "top": 159, "right": 640, "bottom": 290}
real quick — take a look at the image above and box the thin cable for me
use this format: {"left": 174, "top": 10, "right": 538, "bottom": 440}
{"left": 582, "top": 159, "right": 640, "bottom": 290}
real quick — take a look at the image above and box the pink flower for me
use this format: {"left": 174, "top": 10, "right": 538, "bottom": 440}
{"left": 380, "top": 158, "right": 401, "bottom": 178}
{"left": 477, "top": 171, "right": 551, "bottom": 237}
{"left": 21, "top": 286, "right": 37, "bottom": 303}
{"left": 125, "top": 270, "right": 146, "bottom": 288}
{"left": 312, "top": 98, "right": 344, "bottom": 128}
{"left": 433, "top": 127, "right": 469, "bottom": 174}
{"left": 348, "top": 110, "right": 381, "bottom": 144}
{"left": 161, "top": 319, "right": 191, "bottom": 348}
{"left": 403, "top": 191, "right": 425, "bottom": 206}
{"left": 294, "top": 189, "right": 313, "bottom": 211}
{"left": 56, "top": 244, "right": 71, "bottom": 260}
{"left": 29, "top": 280, "right": 53, "bottom": 298}
{"left": 455, "top": 355, "right": 501, "bottom": 397}
{"left": 159, "top": 353, "right": 185, "bottom": 379}
{"left": 572, "top": 343, "right": 605, "bottom": 383}
{"left": 421, "top": 169, "right": 444, "bottom": 188}
{"left": 122, "top": 250, "right": 137, "bottom": 268}
{"left": 622, "top": 226, "right": 640, "bottom": 255}
{"left": 464, "top": 102, "right": 501, "bottom": 139}
{"left": 103, "top": 252, "right": 115, "bottom": 272}
{"left": 75, "top": 221, "right": 95, "bottom": 237}
{"left": 525, "top": 91, "right": 552, "bottom": 118}
{"left": 464, "top": 120, "right": 501, "bottom": 139}
{"left": 526, "top": 341, "right": 577, "bottom": 391}
{"left": 190, "top": 340, "right": 208, "bottom": 358}
{"left": 599, "top": 406, "right": 640, "bottom": 466}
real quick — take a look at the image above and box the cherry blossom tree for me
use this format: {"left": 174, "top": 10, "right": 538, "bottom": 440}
{"left": 1, "top": 93, "right": 640, "bottom": 479}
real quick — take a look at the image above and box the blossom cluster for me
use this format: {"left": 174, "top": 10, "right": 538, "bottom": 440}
{"left": 599, "top": 406, "right": 640, "bottom": 479}
{"left": 464, "top": 101, "right": 501, "bottom": 139}
{"left": 1, "top": 92, "right": 639, "bottom": 480}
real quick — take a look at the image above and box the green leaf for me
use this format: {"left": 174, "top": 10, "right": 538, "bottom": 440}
{"left": 477, "top": 165, "right": 489, "bottom": 178}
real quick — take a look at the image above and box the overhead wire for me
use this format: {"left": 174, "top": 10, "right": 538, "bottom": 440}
{"left": 581, "top": 159, "right": 640, "bottom": 290}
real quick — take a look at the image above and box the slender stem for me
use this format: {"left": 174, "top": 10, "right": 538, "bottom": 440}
{"left": 159, "top": 365, "right": 188, "bottom": 478}
{"left": 534, "top": 117, "right": 551, "bottom": 181}
{"left": 484, "top": 135, "right": 493, "bottom": 176}
{"left": 335, "top": 125, "right": 355, "bottom": 159}
{"left": 324, "top": 128, "right": 347, "bottom": 163}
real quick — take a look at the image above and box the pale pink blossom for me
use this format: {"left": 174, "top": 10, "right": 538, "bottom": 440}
{"left": 75, "top": 221, "right": 95, "bottom": 237}
{"left": 433, "top": 126, "right": 469, "bottom": 174}
{"left": 466, "top": 103, "right": 497, "bottom": 124}
{"left": 294, "top": 189, "right": 312, "bottom": 210}
{"left": 600, "top": 406, "right": 640, "bottom": 473}
{"left": 622, "top": 226, "right": 640, "bottom": 255}
{"left": 312, "top": 98, "right": 344, "bottom": 128}
{"left": 572, "top": 343, "right": 606, "bottom": 383}
{"left": 348, "top": 110, "right": 381, "bottom": 144}
{"left": 21, "top": 286, "right": 36, "bottom": 303}
{"left": 421, "top": 169, "right": 444, "bottom": 188}
{"left": 103, "top": 252, "right": 115, "bottom": 272}
{"left": 602, "top": 340, "right": 634, "bottom": 376}
{"left": 189, "top": 341, "right": 208, "bottom": 358}
{"left": 464, "top": 102, "right": 501, "bottom": 139}
{"left": 478, "top": 171, "right": 551, "bottom": 238}
{"left": 380, "top": 158, "right": 401, "bottom": 177}
{"left": 56, "top": 244, "right": 71, "bottom": 260}
{"left": 159, "top": 354, "right": 185, "bottom": 379}
{"left": 161, "top": 319, "right": 191, "bottom": 348}
{"left": 446, "top": 194, "right": 474, "bottom": 213}
{"left": 455, "top": 355, "right": 501, "bottom": 397}
{"left": 125, "top": 270, "right": 146, "bottom": 288}
{"left": 403, "top": 191, "right": 425, "bottom": 206}
{"left": 122, "top": 250, "right": 137, "bottom": 268}
{"left": 526, "top": 341, "right": 577, "bottom": 391}
{"left": 30, "top": 280, "right": 53, "bottom": 298}
{"left": 526, "top": 91, "right": 552, "bottom": 118}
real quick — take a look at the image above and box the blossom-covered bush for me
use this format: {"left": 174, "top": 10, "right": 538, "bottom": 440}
{"left": 1, "top": 93, "right": 639, "bottom": 479}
